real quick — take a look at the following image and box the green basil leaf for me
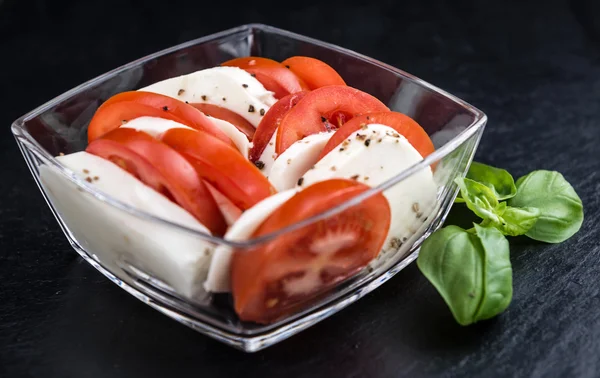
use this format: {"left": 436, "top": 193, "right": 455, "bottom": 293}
{"left": 455, "top": 177, "right": 501, "bottom": 224}
{"left": 417, "top": 226, "right": 483, "bottom": 325}
{"left": 494, "top": 201, "right": 507, "bottom": 216}
{"left": 466, "top": 162, "right": 517, "bottom": 200}
{"left": 508, "top": 170, "right": 584, "bottom": 243}
{"left": 496, "top": 206, "right": 541, "bottom": 236}
{"left": 417, "top": 224, "right": 512, "bottom": 325}
{"left": 471, "top": 224, "right": 513, "bottom": 322}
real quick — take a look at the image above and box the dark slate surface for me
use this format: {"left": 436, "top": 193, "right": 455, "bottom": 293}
{"left": 1, "top": 0, "right": 599, "bottom": 377}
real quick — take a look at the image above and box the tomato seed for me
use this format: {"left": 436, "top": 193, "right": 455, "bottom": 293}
{"left": 266, "top": 298, "right": 279, "bottom": 308}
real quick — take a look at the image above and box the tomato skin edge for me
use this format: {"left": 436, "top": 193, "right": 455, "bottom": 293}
{"left": 190, "top": 103, "right": 256, "bottom": 141}
{"left": 249, "top": 91, "right": 309, "bottom": 162}
{"left": 318, "top": 111, "right": 435, "bottom": 161}
{"left": 281, "top": 56, "right": 346, "bottom": 90}
{"left": 221, "top": 57, "right": 309, "bottom": 98}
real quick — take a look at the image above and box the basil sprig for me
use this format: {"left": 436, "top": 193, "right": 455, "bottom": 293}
{"left": 456, "top": 161, "right": 517, "bottom": 202}
{"left": 418, "top": 163, "right": 583, "bottom": 325}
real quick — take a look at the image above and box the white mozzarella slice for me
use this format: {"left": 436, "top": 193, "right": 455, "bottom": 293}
{"left": 268, "top": 132, "right": 333, "bottom": 191}
{"left": 140, "top": 66, "right": 277, "bottom": 127}
{"left": 39, "top": 152, "right": 214, "bottom": 300}
{"left": 204, "top": 189, "right": 297, "bottom": 293}
{"left": 206, "top": 116, "right": 250, "bottom": 158}
{"left": 257, "top": 128, "right": 279, "bottom": 177}
{"left": 120, "top": 116, "right": 194, "bottom": 138}
{"left": 298, "top": 124, "right": 438, "bottom": 251}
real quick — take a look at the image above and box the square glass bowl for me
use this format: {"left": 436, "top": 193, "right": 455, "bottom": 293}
{"left": 11, "top": 24, "right": 486, "bottom": 352}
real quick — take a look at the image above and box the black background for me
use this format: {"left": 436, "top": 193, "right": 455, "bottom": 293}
{"left": 2, "top": 0, "right": 600, "bottom": 377}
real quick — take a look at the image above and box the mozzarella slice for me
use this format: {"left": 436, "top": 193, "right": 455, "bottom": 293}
{"left": 39, "top": 152, "right": 214, "bottom": 300}
{"left": 120, "top": 116, "right": 194, "bottom": 138}
{"left": 298, "top": 124, "right": 438, "bottom": 252}
{"left": 204, "top": 189, "right": 297, "bottom": 293}
{"left": 257, "top": 128, "right": 278, "bottom": 178}
{"left": 207, "top": 116, "right": 250, "bottom": 158}
{"left": 140, "top": 66, "right": 277, "bottom": 127}
{"left": 269, "top": 132, "right": 333, "bottom": 191}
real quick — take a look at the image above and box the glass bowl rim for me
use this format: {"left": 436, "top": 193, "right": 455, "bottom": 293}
{"left": 11, "top": 23, "right": 487, "bottom": 248}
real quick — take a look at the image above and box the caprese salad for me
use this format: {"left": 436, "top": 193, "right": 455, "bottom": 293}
{"left": 42, "top": 56, "right": 438, "bottom": 324}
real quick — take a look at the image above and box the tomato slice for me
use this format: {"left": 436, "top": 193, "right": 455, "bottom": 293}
{"left": 160, "top": 128, "right": 275, "bottom": 210}
{"left": 92, "top": 91, "right": 236, "bottom": 148}
{"left": 249, "top": 73, "right": 290, "bottom": 100}
{"left": 88, "top": 102, "right": 189, "bottom": 143}
{"left": 190, "top": 103, "right": 255, "bottom": 141}
{"left": 319, "top": 112, "right": 435, "bottom": 160}
{"left": 221, "top": 57, "right": 308, "bottom": 99}
{"left": 231, "top": 179, "right": 391, "bottom": 324}
{"left": 248, "top": 91, "right": 309, "bottom": 162}
{"left": 86, "top": 128, "right": 226, "bottom": 235}
{"left": 276, "top": 86, "right": 389, "bottom": 154}
{"left": 281, "top": 56, "right": 346, "bottom": 90}
{"left": 204, "top": 181, "right": 243, "bottom": 226}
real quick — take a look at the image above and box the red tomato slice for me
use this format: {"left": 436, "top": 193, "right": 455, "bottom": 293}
{"left": 319, "top": 112, "right": 435, "bottom": 160}
{"left": 92, "top": 91, "right": 236, "bottom": 148}
{"left": 190, "top": 103, "right": 256, "bottom": 141}
{"left": 231, "top": 179, "right": 391, "bottom": 324}
{"left": 204, "top": 181, "right": 243, "bottom": 226}
{"left": 87, "top": 102, "right": 191, "bottom": 143}
{"left": 160, "top": 128, "right": 275, "bottom": 210}
{"left": 248, "top": 91, "right": 309, "bottom": 163}
{"left": 249, "top": 73, "right": 290, "bottom": 100}
{"left": 221, "top": 57, "right": 308, "bottom": 99}
{"left": 281, "top": 56, "right": 346, "bottom": 90}
{"left": 86, "top": 128, "right": 226, "bottom": 235}
{"left": 276, "top": 86, "right": 389, "bottom": 154}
